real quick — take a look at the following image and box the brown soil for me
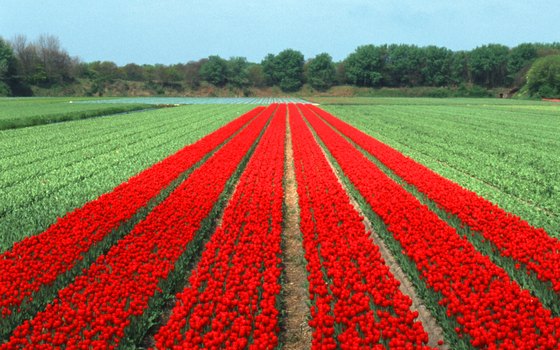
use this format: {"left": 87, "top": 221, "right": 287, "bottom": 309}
{"left": 309, "top": 122, "right": 448, "bottom": 349}
{"left": 280, "top": 112, "right": 312, "bottom": 349}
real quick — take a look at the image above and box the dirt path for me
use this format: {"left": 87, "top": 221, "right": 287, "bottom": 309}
{"left": 280, "top": 113, "right": 312, "bottom": 350}
{"left": 307, "top": 119, "right": 447, "bottom": 349}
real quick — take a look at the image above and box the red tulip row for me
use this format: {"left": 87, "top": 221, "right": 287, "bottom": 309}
{"left": 153, "top": 104, "right": 286, "bottom": 350}
{"left": 290, "top": 104, "right": 433, "bottom": 349}
{"left": 300, "top": 104, "right": 560, "bottom": 349}
{"left": 308, "top": 104, "right": 560, "bottom": 295}
{"left": 2, "top": 105, "right": 276, "bottom": 349}
{"left": 0, "top": 106, "right": 264, "bottom": 318}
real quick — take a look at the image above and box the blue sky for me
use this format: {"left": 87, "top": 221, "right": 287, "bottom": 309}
{"left": 1, "top": 0, "right": 558, "bottom": 65}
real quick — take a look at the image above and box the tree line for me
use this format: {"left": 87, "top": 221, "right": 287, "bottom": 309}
{"left": 1, "top": 34, "right": 559, "bottom": 97}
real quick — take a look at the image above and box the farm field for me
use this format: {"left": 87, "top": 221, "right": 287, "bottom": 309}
{"left": 78, "top": 96, "right": 310, "bottom": 105}
{"left": 321, "top": 99, "right": 560, "bottom": 236}
{"left": 310, "top": 96, "right": 560, "bottom": 108}
{"left": 0, "top": 104, "right": 255, "bottom": 252}
{"left": 0, "top": 97, "right": 147, "bottom": 130}
{"left": 1, "top": 98, "right": 559, "bottom": 349}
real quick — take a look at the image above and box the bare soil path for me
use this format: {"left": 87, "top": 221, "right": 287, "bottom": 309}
{"left": 280, "top": 112, "right": 312, "bottom": 350}
{"left": 307, "top": 116, "right": 447, "bottom": 349}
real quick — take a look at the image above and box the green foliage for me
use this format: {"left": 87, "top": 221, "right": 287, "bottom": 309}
{"left": 261, "top": 49, "right": 305, "bottom": 92}
{"left": 121, "top": 63, "right": 146, "bottom": 81}
{"left": 0, "top": 37, "right": 18, "bottom": 96}
{"left": 345, "top": 44, "right": 455, "bottom": 88}
{"left": 422, "top": 46, "right": 454, "bottom": 86}
{"left": 0, "top": 82, "right": 9, "bottom": 96}
{"left": 6, "top": 33, "right": 560, "bottom": 95}
{"left": 450, "top": 51, "right": 470, "bottom": 85}
{"left": 335, "top": 61, "right": 347, "bottom": 85}
{"left": 455, "top": 84, "right": 493, "bottom": 97}
{"left": 261, "top": 53, "right": 278, "bottom": 86}
{"left": 12, "top": 34, "right": 74, "bottom": 88}
{"left": 226, "top": 57, "right": 250, "bottom": 89}
{"left": 200, "top": 55, "right": 229, "bottom": 87}
{"left": 307, "top": 85, "right": 492, "bottom": 99}
{"left": 198, "top": 56, "right": 252, "bottom": 89}
{"left": 0, "top": 104, "right": 255, "bottom": 252}
{"left": 247, "top": 63, "right": 266, "bottom": 87}
{"left": 324, "top": 100, "right": 560, "bottom": 235}
{"left": 306, "top": 53, "right": 336, "bottom": 91}
{"left": 469, "top": 44, "right": 510, "bottom": 87}
{"left": 526, "top": 55, "right": 560, "bottom": 97}
{"left": 507, "top": 43, "right": 538, "bottom": 81}
{"left": 0, "top": 40, "right": 10, "bottom": 80}
{"left": 386, "top": 44, "right": 425, "bottom": 86}
{"left": 323, "top": 105, "right": 560, "bottom": 318}
{"left": 0, "top": 98, "right": 148, "bottom": 129}
{"left": 86, "top": 61, "right": 122, "bottom": 82}
{"left": 344, "top": 44, "right": 386, "bottom": 87}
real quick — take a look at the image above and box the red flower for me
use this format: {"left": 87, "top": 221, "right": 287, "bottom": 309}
{"left": 0, "top": 106, "right": 265, "bottom": 317}
{"left": 154, "top": 105, "right": 286, "bottom": 349}
{"left": 289, "top": 105, "right": 434, "bottom": 349}
{"left": 300, "top": 104, "right": 560, "bottom": 349}
{"left": 2, "top": 105, "right": 276, "bottom": 349}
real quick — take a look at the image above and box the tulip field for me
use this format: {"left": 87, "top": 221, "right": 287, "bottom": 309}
{"left": 1, "top": 100, "right": 559, "bottom": 349}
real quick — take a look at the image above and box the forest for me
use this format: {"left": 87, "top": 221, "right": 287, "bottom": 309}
{"left": 1, "top": 34, "right": 559, "bottom": 97}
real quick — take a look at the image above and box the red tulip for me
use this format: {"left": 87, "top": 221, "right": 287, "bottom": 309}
{"left": 2, "top": 105, "right": 277, "bottom": 349}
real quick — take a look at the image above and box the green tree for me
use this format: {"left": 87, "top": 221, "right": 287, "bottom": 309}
{"left": 35, "top": 34, "right": 74, "bottom": 86}
{"left": 87, "top": 61, "right": 122, "bottom": 82}
{"left": 152, "top": 64, "right": 182, "bottom": 83}
{"left": 261, "top": 53, "right": 279, "bottom": 86}
{"left": 262, "top": 49, "right": 305, "bottom": 92}
{"left": 277, "top": 49, "right": 304, "bottom": 92}
{"left": 0, "top": 37, "right": 17, "bottom": 95}
{"left": 345, "top": 45, "right": 387, "bottom": 87}
{"left": 386, "top": 44, "right": 424, "bottom": 86}
{"left": 422, "top": 46, "right": 454, "bottom": 86}
{"left": 10, "top": 35, "right": 41, "bottom": 87}
{"left": 182, "top": 59, "right": 206, "bottom": 88}
{"left": 508, "top": 44, "right": 537, "bottom": 76}
{"left": 200, "top": 55, "right": 228, "bottom": 86}
{"left": 507, "top": 43, "right": 538, "bottom": 86}
{"left": 526, "top": 55, "right": 560, "bottom": 97}
{"left": 306, "top": 53, "right": 336, "bottom": 91}
{"left": 227, "top": 57, "right": 250, "bottom": 89}
{"left": 450, "top": 51, "right": 471, "bottom": 85}
{"left": 121, "top": 63, "right": 145, "bottom": 81}
{"left": 534, "top": 43, "right": 560, "bottom": 57}
{"left": 247, "top": 64, "right": 266, "bottom": 87}
{"left": 335, "top": 61, "right": 347, "bottom": 85}
{"left": 469, "top": 44, "right": 510, "bottom": 87}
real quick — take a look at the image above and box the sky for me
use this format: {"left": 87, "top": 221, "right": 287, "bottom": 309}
{"left": 1, "top": 0, "right": 559, "bottom": 65}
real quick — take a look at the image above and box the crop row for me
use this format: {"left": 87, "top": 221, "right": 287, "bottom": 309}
{"left": 311, "top": 105, "right": 560, "bottom": 309}
{"left": 0, "top": 107, "right": 264, "bottom": 341}
{"left": 0, "top": 105, "right": 255, "bottom": 252}
{"left": 2, "top": 102, "right": 558, "bottom": 348}
{"left": 154, "top": 104, "right": 286, "bottom": 349}
{"left": 0, "top": 104, "right": 226, "bottom": 159}
{"left": 0, "top": 105, "right": 224, "bottom": 187}
{"left": 0, "top": 110, "right": 219, "bottom": 213}
{"left": 322, "top": 104, "right": 559, "bottom": 235}
{"left": 0, "top": 97, "right": 148, "bottom": 130}
{"left": 301, "top": 104, "right": 560, "bottom": 349}
{"left": 290, "top": 104, "right": 433, "bottom": 349}
{"left": 2, "top": 105, "right": 275, "bottom": 348}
